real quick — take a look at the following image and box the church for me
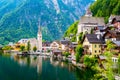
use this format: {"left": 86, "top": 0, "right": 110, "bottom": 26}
{"left": 18, "top": 25, "right": 42, "bottom": 51}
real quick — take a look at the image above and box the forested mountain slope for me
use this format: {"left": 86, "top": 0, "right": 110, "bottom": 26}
{"left": 0, "top": 0, "right": 93, "bottom": 44}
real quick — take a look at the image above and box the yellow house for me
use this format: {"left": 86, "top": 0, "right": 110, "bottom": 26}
{"left": 13, "top": 43, "right": 25, "bottom": 51}
{"left": 82, "top": 34, "right": 105, "bottom": 56}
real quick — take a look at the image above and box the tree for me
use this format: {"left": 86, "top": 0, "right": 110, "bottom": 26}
{"left": 33, "top": 46, "right": 37, "bottom": 52}
{"left": 2, "top": 46, "right": 13, "bottom": 50}
{"left": 63, "top": 52, "right": 70, "bottom": 57}
{"left": 83, "top": 55, "right": 97, "bottom": 68}
{"left": 26, "top": 41, "right": 31, "bottom": 52}
{"left": 106, "top": 40, "right": 115, "bottom": 51}
{"left": 20, "top": 45, "right": 25, "bottom": 52}
{"left": 118, "top": 54, "right": 120, "bottom": 75}
{"left": 75, "top": 45, "right": 83, "bottom": 62}
{"left": 90, "top": 0, "right": 120, "bottom": 23}
{"left": 78, "top": 32, "right": 83, "bottom": 42}
{"left": 75, "top": 53, "right": 80, "bottom": 63}
{"left": 104, "top": 51, "right": 114, "bottom": 80}
{"left": 64, "top": 21, "right": 79, "bottom": 42}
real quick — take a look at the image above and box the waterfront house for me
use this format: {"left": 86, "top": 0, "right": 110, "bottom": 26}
{"left": 18, "top": 39, "right": 28, "bottom": 44}
{"left": 52, "top": 49, "right": 62, "bottom": 57}
{"left": 27, "top": 38, "right": 38, "bottom": 51}
{"left": 50, "top": 41, "right": 60, "bottom": 50}
{"left": 69, "top": 42, "right": 78, "bottom": 55}
{"left": 82, "top": 34, "right": 105, "bottom": 56}
{"left": 42, "top": 41, "right": 51, "bottom": 47}
{"left": 60, "top": 40, "right": 71, "bottom": 51}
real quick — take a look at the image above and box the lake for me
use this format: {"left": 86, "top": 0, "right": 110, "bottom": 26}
{"left": 0, "top": 55, "right": 95, "bottom": 80}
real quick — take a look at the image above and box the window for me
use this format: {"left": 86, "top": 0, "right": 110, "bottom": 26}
{"left": 99, "top": 50, "right": 101, "bottom": 53}
{"left": 95, "top": 50, "right": 97, "bottom": 53}
{"left": 95, "top": 45, "right": 97, "bottom": 48}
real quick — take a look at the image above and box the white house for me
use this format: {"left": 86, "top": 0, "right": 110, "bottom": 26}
{"left": 77, "top": 8, "right": 105, "bottom": 42}
{"left": 50, "top": 41, "right": 60, "bottom": 50}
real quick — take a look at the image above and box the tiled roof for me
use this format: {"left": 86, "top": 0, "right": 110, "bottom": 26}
{"left": 104, "top": 30, "right": 120, "bottom": 40}
{"left": 60, "top": 40, "right": 70, "bottom": 45}
{"left": 110, "top": 15, "right": 120, "bottom": 21}
{"left": 79, "top": 16, "right": 105, "bottom": 26}
{"left": 112, "top": 41, "right": 120, "bottom": 47}
{"left": 86, "top": 34, "right": 105, "bottom": 44}
{"left": 99, "top": 55, "right": 106, "bottom": 60}
{"left": 53, "top": 49, "right": 62, "bottom": 53}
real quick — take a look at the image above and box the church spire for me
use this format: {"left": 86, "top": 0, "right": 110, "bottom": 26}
{"left": 38, "top": 18, "right": 42, "bottom": 34}
{"left": 37, "top": 18, "right": 42, "bottom": 51}
{"left": 85, "top": 8, "right": 92, "bottom": 17}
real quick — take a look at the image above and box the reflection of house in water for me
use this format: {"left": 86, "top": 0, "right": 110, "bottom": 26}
{"left": 50, "top": 57, "right": 74, "bottom": 72}
{"left": 29, "top": 56, "right": 42, "bottom": 73}
{"left": 37, "top": 56, "right": 42, "bottom": 73}
{"left": 13, "top": 55, "right": 43, "bottom": 73}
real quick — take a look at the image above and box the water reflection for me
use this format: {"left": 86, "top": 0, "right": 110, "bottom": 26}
{"left": 13, "top": 55, "right": 75, "bottom": 74}
{"left": 0, "top": 55, "right": 96, "bottom": 80}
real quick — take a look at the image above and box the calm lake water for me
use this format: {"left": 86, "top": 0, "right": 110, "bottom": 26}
{"left": 0, "top": 55, "right": 95, "bottom": 80}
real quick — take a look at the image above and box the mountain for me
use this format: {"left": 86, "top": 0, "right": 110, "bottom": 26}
{"left": 90, "top": 0, "right": 120, "bottom": 23}
{"left": 0, "top": 0, "right": 94, "bottom": 44}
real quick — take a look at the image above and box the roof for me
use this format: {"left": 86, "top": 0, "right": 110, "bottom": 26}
{"left": 99, "top": 55, "right": 106, "bottom": 60}
{"left": 112, "top": 41, "right": 120, "bottom": 46}
{"left": 42, "top": 41, "right": 51, "bottom": 44}
{"left": 18, "top": 39, "right": 28, "bottom": 42}
{"left": 103, "top": 30, "right": 120, "bottom": 39}
{"left": 72, "top": 42, "right": 78, "bottom": 45}
{"left": 85, "top": 34, "right": 105, "bottom": 44}
{"left": 110, "top": 15, "right": 120, "bottom": 22}
{"left": 53, "top": 49, "right": 62, "bottom": 53}
{"left": 60, "top": 40, "right": 70, "bottom": 45}
{"left": 79, "top": 16, "right": 105, "bottom": 26}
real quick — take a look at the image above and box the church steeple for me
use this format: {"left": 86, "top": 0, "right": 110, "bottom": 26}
{"left": 38, "top": 18, "right": 42, "bottom": 35}
{"left": 37, "top": 19, "right": 42, "bottom": 51}
{"left": 85, "top": 8, "right": 92, "bottom": 17}
{"left": 38, "top": 24, "right": 42, "bottom": 35}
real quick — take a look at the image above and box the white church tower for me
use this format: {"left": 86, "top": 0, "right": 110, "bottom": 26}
{"left": 37, "top": 24, "right": 42, "bottom": 51}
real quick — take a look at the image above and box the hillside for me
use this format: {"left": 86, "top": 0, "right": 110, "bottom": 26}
{"left": 90, "top": 0, "right": 120, "bottom": 23}
{"left": 64, "top": 0, "right": 120, "bottom": 42}
{"left": 0, "top": 0, "right": 94, "bottom": 45}
{"left": 64, "top": 21, "right": 79, "bottom": 42}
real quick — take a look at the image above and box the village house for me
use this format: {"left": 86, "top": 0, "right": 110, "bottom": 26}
{"left": 27, "top": 38, "right": 38, "bottom": 51}
{"left": 42, "top": 41, "right": 51, "bottom": 52}
{"left": 103, "top": 30, "right": 120, "bottom": 42}
{"left": 109, "top": 15, "right": 120, "bottom": 30}
{"left": 42, "top": 41, "right": 51, "bottom": 47}
{"left": 77, "top": 8, "right": 105, "bottom": 42}
{"left": 18, "top": 39, "right": 28, "bottom": 44}
{"left": 50, "top": 41, "right": 60, "bottom": 50}
{"left": 112, "top": 41, "right": 120, "bottom": 53}
{"left": 82, "top": 34, "right": 105, "bottom": 56}
{"left": 60, "top": 40, "right": 70, "bottom": 51}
